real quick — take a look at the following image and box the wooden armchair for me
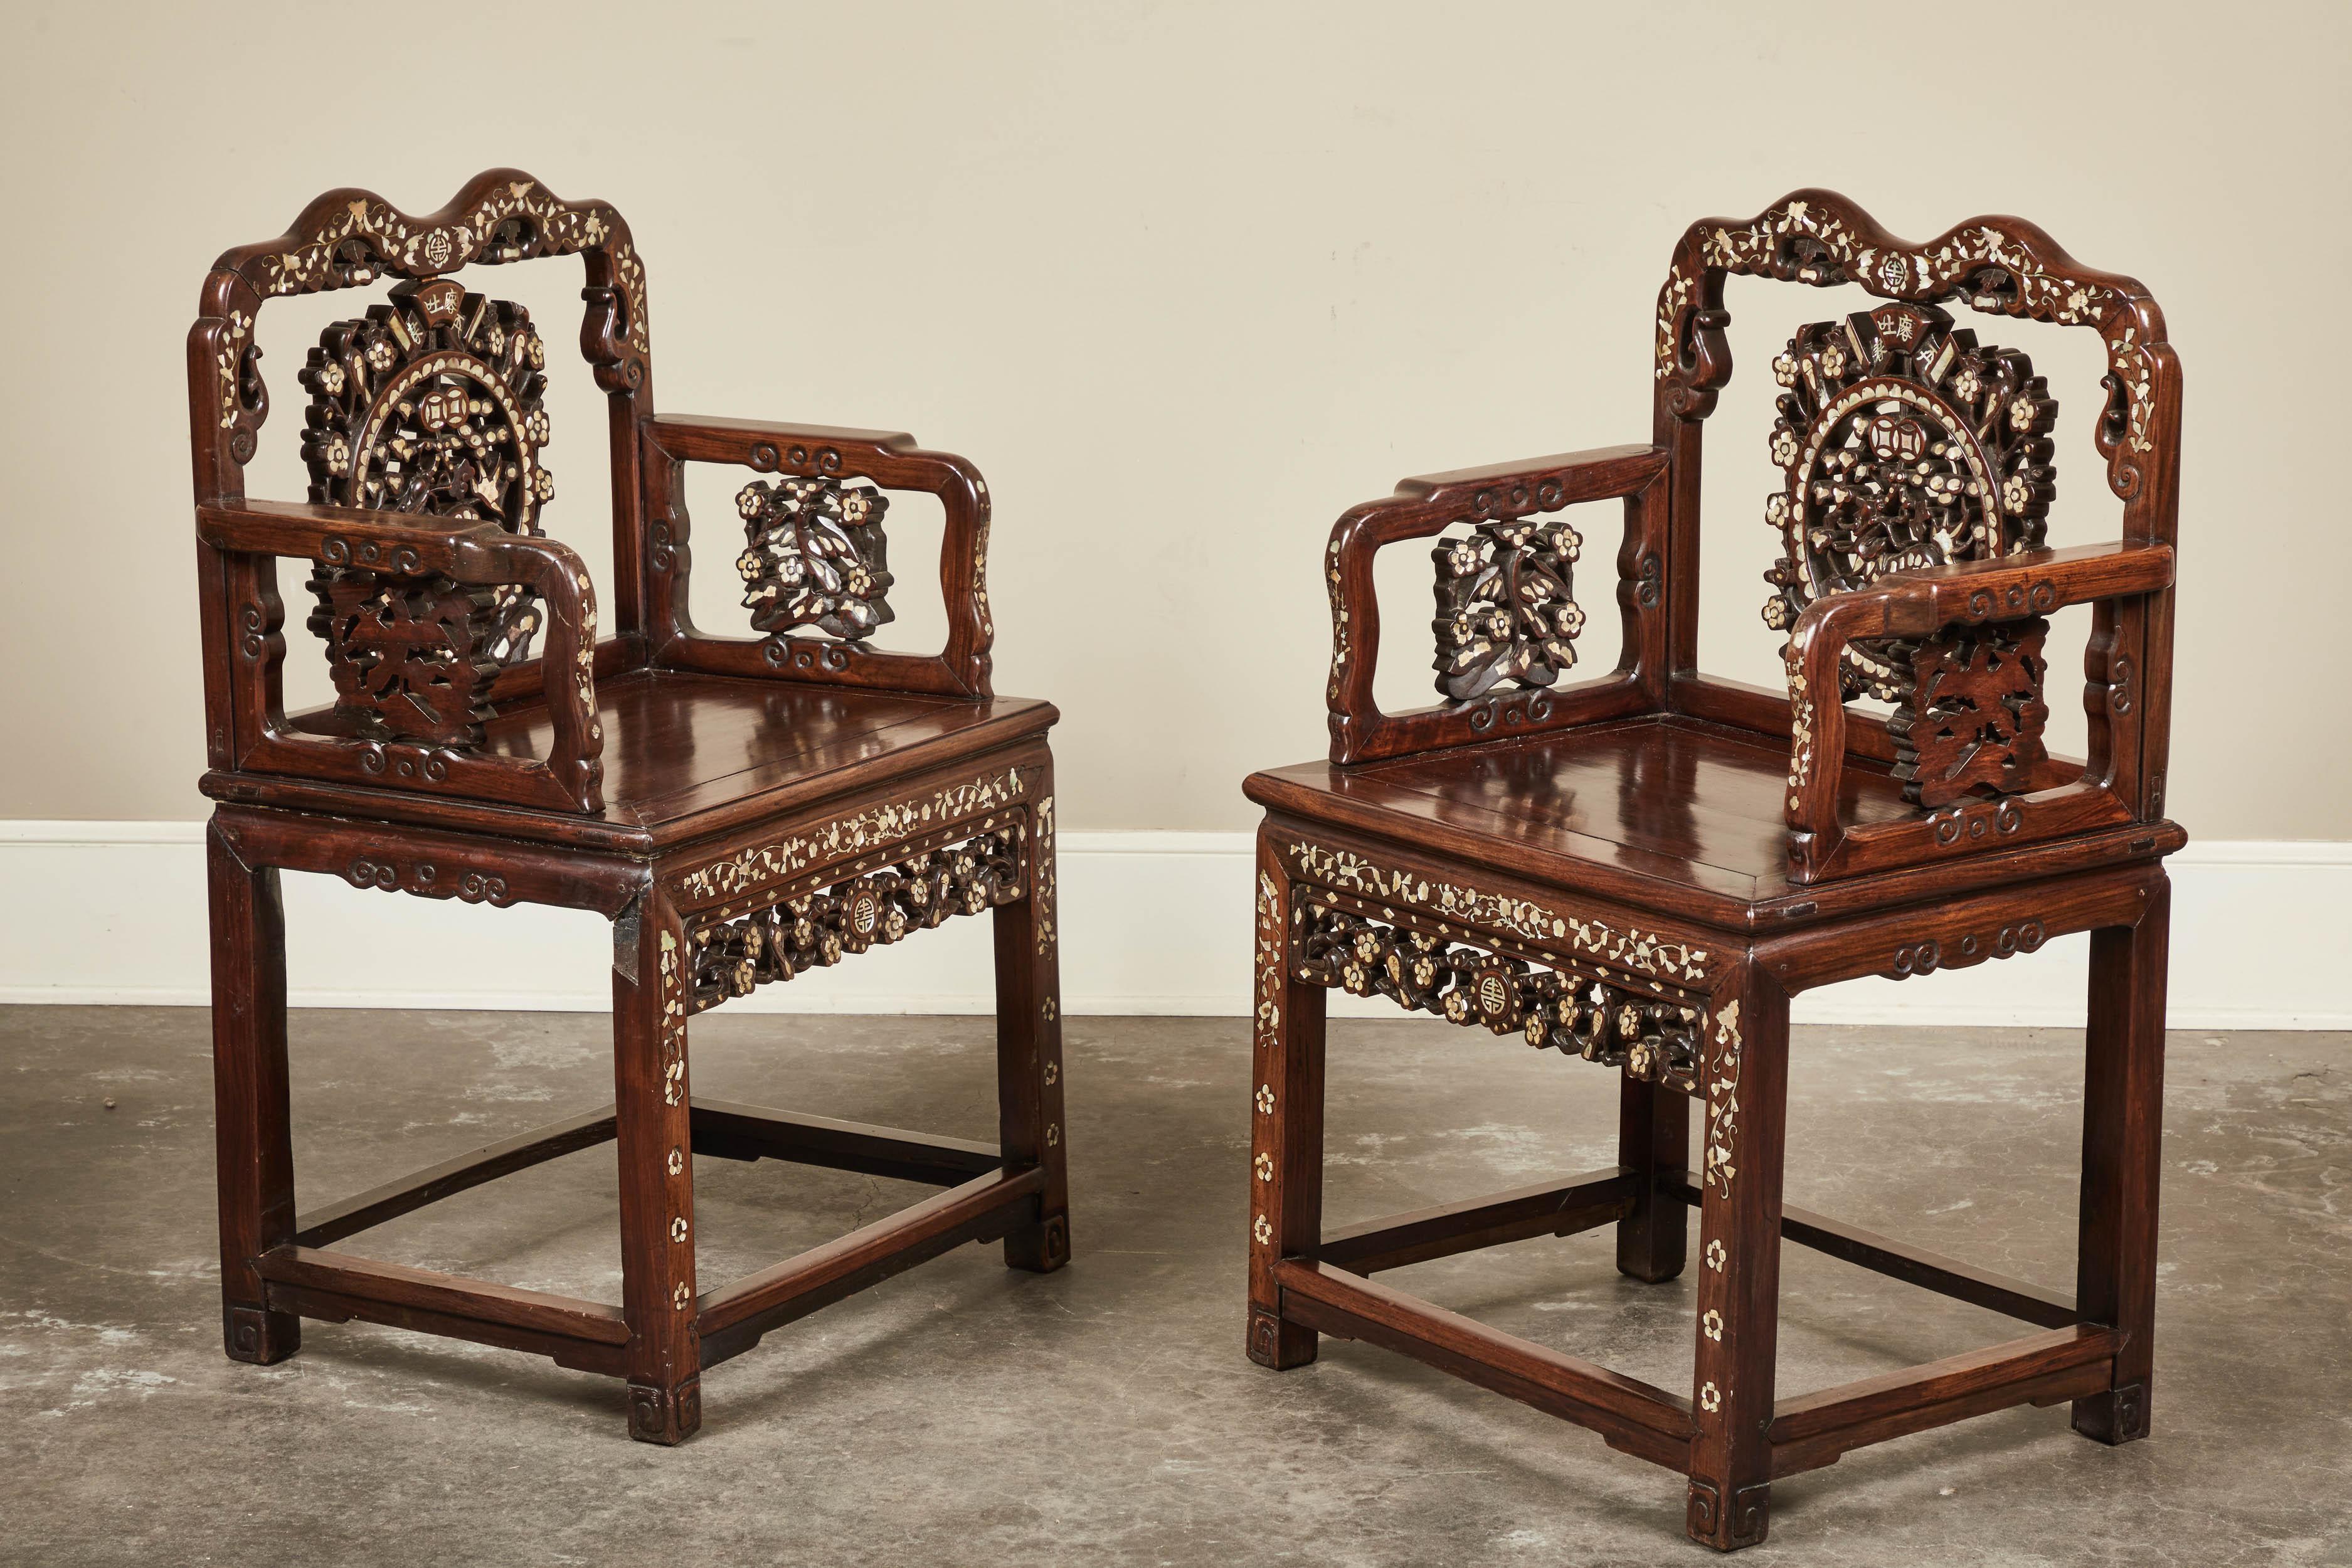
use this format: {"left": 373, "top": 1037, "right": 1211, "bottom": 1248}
{"left": 189, "top": 171, "right": 1067, "bottom": 1444}
{"left": 1241, "top": 191, "right": 2181, "bottom": 1549}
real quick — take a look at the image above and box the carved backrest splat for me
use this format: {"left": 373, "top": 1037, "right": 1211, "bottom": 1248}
{"left": 1431, "top": 500, "right": 1586, "bottom": 702}
{"left": 1763, "top": 302, "right": 2057, "bottom": 700}
{"left": 736, "top": 475, "right": 895, "bottom": 643}
{"left": 297, "top": 277, "right": 556, "bottom": 741}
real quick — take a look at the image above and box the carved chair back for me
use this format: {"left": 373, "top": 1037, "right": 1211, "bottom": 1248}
{"left": 189, "top": 170, "right": 994, "bottom": 818}
{"left": 1322, "top": 190, "right": 2181, "bottom": 884}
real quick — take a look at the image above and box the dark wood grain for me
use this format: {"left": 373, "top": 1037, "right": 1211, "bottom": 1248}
{"left": 193, "top": 172, "right": 1066, "bottom": 1443}
{"left": 294, "top": 1104, "right": 620, "bottom": 1249}
{"left": 1319, "top": 1169, "right": 1639, "bottom": 1274}
{"left": 1276, "top": 1259, "right": 1694, "bottom": 1471}
{"left": 1243, "top": 189, "right": 2183, "bottom": 1550}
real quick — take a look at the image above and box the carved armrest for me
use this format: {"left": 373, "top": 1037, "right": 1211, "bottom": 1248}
{"left": 1783, "top": 540, "right": 2175, "bottom": 842}
{"left": 1325, "top": 443, "right": 1671, "bottom": 763}
{"left": 642, "top": 413, "right": 994, "bottom": 697}
{"left": 196, "top": 499, "right": 605, "bottom": 812}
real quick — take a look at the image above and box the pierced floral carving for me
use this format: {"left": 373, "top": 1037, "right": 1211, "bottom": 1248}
{"left": 302, "top": 277, "right": 551, "bottom": 694}
{"left": 305, "top": 569, "right": 504, "bottom": 746}
{"left": 736, "top": 475, "right": 894, "bottom": 642}
{"left": 686, "top": 830, "right": 1022, "bottom": 1009}
{"left": 1296, "top": 908, "right": 1703, "bottom": 1089}
{"left": 1763, "top": 302, "right": 2056, "bottom": 699}
{"left": 1431, "top": 514, "right": 1584, "bottom": 701}
{"left": 1890, "top": 618, "right": 2051, "bottom": 807}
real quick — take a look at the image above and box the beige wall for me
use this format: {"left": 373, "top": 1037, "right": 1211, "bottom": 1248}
{"left": 4, "top": 1, "right": 2344, "bottom": 837}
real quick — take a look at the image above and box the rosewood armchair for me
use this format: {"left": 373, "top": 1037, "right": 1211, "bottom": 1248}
{"left": 1241, "top": 191, "right": 2181, "bottom": 1549}
{"left": 189, "top": 171, "right": 1067, "bottom": 1444}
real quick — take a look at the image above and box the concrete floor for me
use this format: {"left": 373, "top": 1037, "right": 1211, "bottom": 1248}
{"left": 1, "top": 1005, "right": 2346, "bottom": 1567}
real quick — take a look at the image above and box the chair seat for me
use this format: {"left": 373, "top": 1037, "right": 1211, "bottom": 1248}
{"left": 1245, "top": 713, "right": 2160, "bottom": 927}
{"left": 206, "top": 670, "right": 1057, "bottom": 852}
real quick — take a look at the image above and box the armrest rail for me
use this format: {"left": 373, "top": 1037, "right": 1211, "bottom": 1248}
{"left": 1783, "top": 540, "right": 2175, "bottom": 870}
{"left": 1325, "top": 444, "right": 1671, "bottom": 764}
{"left": 641, "top": 414, "right": 994, "bottom": 698}
{"left": 197, "top": 499, "right": 605, "bottom": 814}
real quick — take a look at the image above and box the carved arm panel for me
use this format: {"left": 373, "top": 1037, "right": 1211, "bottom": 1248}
{"left": 642, "top": 415, "right": 993, "bottom": 697}
{"left": 197, "top": 501, "right": 605, "bottom": 813}
{"left": 1781, "top": 541, "right": 2173, "bottom": 882}
{"left": 1324, "top": 444, "right": 1671, "bottom": 764}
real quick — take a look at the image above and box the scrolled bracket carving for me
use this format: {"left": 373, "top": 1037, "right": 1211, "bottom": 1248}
{"left": 344, "top": 855, "right": 514, "bottom": 906}
{"left": 1885, "top": 918, "right": 2043, "bottom": 978}
{"left": 687, "top": 829, "right": 1021, "bottom": 1009}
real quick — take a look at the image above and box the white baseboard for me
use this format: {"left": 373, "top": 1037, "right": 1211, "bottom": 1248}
{"left": 2, "top": 823, "right": 2345, "bottom": 1028}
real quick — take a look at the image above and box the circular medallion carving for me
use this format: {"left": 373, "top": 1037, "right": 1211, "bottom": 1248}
{"left": 300, "top": 277, "right": 554, "bottom": 663}
{"left": 1762, "top": 303, "right": 2056, "bottom": 698}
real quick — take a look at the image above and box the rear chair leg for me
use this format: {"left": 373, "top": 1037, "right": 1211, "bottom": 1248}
{"left": 1246, "top": 834, "right": 1324, "bottom": 1370}
{"left": 2074, "top": 872, "right": 2169, "bottom": 1445}
{"left": 1616, "top": 1071, "right": 1689, "bottom": 1283}
{"left": 997, "top": 787, "right": 1071, "bottom": 1273}
{"left": 208, "top": 821, "right": 300, "bottom": 1364}
{"left": 1686, "top": 970, "right": 1790, "bottom": 1552}
{"left": 615, "top": 893, "right": 702, "bottom": 1443}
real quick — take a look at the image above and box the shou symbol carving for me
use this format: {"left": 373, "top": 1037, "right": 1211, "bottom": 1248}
{"left": 1295, "top": 908, "right": 1701, "bottom": 1089}
{"left": 1890, "top": 618, "right": 2051, "bottom": 807}
{"left": 1431, "top": 514, "right": 1584, "bottom": 701}
{"left": 737, "top": 476, "right": 894, "bottom": 642}
{"left": 1763, "top": 302, "right": 2056, "bottom": 699}
{"left": 301, "top": 276, "right": 553, "bottom": 696}
{"left": 686, "top": 830, "right": 1021, "bottom": 1010}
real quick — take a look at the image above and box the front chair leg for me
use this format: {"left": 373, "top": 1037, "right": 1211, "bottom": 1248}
{"left": 207, "top": 822, "right": 300, "bottom": 1364}
{"left": 997, "top": 788, "right": 1071, "bottom": 1273}
{"left": 1686, "top": 969, "right": 1791, "bottom": 1552}
{"left": 2074, "top": 872, "right": 2169, "bottom": 1444}
{"left": 1246, "top": 835, "right": 1324, "bottom": 1370}
{"left": 615, "top": 893, "right": 702, "bottom": 1443}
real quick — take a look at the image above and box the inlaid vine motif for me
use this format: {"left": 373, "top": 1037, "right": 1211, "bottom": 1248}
{"left": 1286, "top": 841, "right": 1710, "bottom": 987}
{"left": 1254, "top": 871, "right": 1282, "bottom": 1056}
{"left": 657, "top": 930, "right": 688, "bottom": 1109}
{"left": 686, "top": 829, "right": 1022, "bottom": 1009}
{"left": 300, "top": 276, "right": 553, "bottom": 709}
{"left": 1889, "top": 618, "right": 2051, "bottom": 807}
{"left": 1702, "top": 1001, "right": 1742, "bottom": 1197}
{"left": 736, "top": 475, "right": 894, "bottom": 642}
{"left": 675, "top": 769, "right": 1027, "bottom": 903}
{"left": 1295, "top": 908, "right": 1702, "bottom": 1089}
{"left": 1653, "top": 194, "right": 2161, "bottom": 490}
{"left": 1762, "top": 302, "right": 2056, "bottom": 700}
{"left": 1431, "top": 513, "right": 1586, "bottom": 701}
{"left": 1034, "top": 796, "right": 1057, "bottom": 959}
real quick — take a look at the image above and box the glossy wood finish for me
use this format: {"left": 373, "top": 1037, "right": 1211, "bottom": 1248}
{"left": 1244, "top": 191, "right": 2182, "bottom": 1550}
{"left": 191, "top": 172, "right": 1067, "bottom": 1443}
